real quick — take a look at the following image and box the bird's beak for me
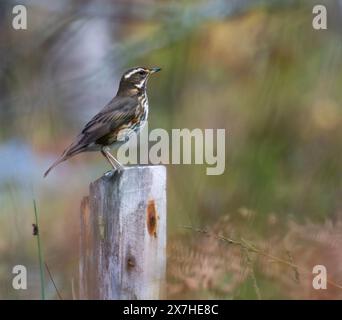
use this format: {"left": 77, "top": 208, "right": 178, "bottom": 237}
{"left": 149, "top": 67, "right": 162, "bottom": 74}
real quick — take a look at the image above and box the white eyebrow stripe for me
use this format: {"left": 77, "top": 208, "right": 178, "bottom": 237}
{"left": 124, "top": 68, "right": 144, "bottom": 79}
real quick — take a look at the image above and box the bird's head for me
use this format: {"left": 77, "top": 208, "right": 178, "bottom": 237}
{"left": 117, "top": 67, "right": 161, "bottom": 96}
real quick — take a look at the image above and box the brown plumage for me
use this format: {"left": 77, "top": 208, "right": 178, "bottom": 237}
{"left": 44, "top": 66, "right": 161, "bottom": 177}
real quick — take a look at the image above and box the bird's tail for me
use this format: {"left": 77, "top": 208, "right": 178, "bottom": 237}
{"left": 44, "top": 135, "right": 88, "bottom": 178}
{"left": 44, "top": 155, "right": 67, "bottom": 178}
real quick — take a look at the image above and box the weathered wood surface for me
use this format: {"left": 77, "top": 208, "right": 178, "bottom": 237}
{"left": 79, "top": 166, "right": 167, "bottom": 300}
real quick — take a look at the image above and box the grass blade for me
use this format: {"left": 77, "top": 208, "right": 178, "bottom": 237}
{"left": 33, "top": 200, "right": 45, "bottom": 300}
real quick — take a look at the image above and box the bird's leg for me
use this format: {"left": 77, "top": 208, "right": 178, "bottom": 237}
{"left": 104, "top": 147, "right": 124, "bottom": 171}
{"left": 101, "top": 149, "right": 117, "bottom": 170}
{"left": 107, "top": 153, "right": 124, "bottom": 171}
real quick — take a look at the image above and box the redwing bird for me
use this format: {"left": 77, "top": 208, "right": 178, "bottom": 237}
{"left": 44, "top": 66, "right": 161, "bottom": 177}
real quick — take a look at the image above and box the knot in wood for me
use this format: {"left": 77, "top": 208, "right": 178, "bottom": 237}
{"left": 147, "top": 200, "right": 158, "bottom": 237}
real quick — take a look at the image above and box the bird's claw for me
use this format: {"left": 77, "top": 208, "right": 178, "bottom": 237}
{"left": 104, "top": 167, "right": 123, "bottom": 178}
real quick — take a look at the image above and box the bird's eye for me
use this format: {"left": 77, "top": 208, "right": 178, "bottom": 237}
{"left": 138, "top": 71, "right": 145, "bottom": 76}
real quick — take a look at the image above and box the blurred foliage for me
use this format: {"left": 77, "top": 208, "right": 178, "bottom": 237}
{"left": 0, "top": 0, "right": 341, "bottom": 299}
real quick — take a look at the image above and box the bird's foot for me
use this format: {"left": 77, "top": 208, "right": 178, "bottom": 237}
{"left": 104, "top": 167, "right": 123, "bottom": 178}
{"left": 115, "top": 164, "right": 124, "bottom": 173}
{"left": 104, "top": 170, "right": 114, "bottom": 177}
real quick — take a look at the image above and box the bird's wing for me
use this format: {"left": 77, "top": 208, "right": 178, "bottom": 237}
{"left": 65, "top": 96, "right": 138, "bottom": 155}
{"left": 44, "top": 96, "right": 138, "bottom": 177}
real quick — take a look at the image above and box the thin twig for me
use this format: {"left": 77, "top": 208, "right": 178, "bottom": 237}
{"left": 45, "top": 262, "right": 63, "bottom": 300}
{"left": 183, "top": 225, "right": 342, "bottom": 290}
{"left": 243, "top": 247, "right": 262, "bottom": 300}
{"left": 286, "top": 250, "right": 300, "bottom": 283}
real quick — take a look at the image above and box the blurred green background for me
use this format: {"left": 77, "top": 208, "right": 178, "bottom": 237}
{"left": 0, "top": 0, "right": 341, "bottom": 299}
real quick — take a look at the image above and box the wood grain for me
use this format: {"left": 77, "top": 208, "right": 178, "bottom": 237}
{"left": 79, "top": 166, "right": 166, "bottom": 299}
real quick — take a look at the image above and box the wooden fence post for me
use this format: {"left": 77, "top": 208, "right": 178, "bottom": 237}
{"left": 79, "top": 165, "right": 167, "bottom": 300}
